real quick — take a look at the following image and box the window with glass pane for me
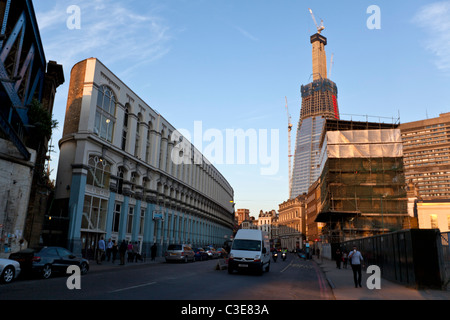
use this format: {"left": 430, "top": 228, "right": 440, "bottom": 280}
{"left": 113, "top": 203, "right": 121, "bottom": 232}
{"left": 127, "top": 206, "right": 134, "bottom": 234}
{"left": 82, "top": 195, "right": 108, "bottom": 232}
{"left": 139, "top": 208, "right": 145, "bottom": 235}
{"left": 117, "top": 167, "right": 125, "bottom": 195}
{"left": 94, "top": 85, "right": 116, "bottom": 142}
{"left": 87, "top": 155, "right": 111, "bottom": 189}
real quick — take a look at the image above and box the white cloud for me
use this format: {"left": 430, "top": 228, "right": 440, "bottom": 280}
{"left": 35, "top": 1, "right": 172, "bottom": 70}
{"left": 34, "top": 1, "right": 173, "bottom": 180}
{"left": 413, "top": 1, "right": 450, "bottom": 73}
{"left": 234, "top": 26, "right": 259, "bottom": 42}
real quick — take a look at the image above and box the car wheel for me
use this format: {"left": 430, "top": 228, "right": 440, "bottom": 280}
{"left": 80, "top": 262, "right": 89, "bottom": 275}
{"left": 228, "top": 266, "right": 234, "bottom": 274}
{"left": 42, "top": 264, "right": 52, "bottom": 279}
{"left": 1, "top": 266, "right": 14, "bottom": 284}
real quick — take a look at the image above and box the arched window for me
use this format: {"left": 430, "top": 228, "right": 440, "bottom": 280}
{"left": 87, "top": 155, "right": 111, "bottom": 189}
{"left": 94, "top": 85, "right": 116, "bottom": 142}
{"left": 122, "top": 106, "right": 129, "bottom": 151}
{"left": 145, "top": 121, "right": 153, "bottom": 163}
{"left": 117, "top": 166, "right": 125, "bottom": 195}
{"left": 135, "top": 113, "right": 143, "bottom": 157}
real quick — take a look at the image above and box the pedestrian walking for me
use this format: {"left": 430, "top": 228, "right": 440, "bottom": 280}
{"left": 97, "top": 237, "right": 106, "bottom": 264}
{"left": 106, "top": 238, "right": 113, "bottom": 261}
{"left": 127, "top": 241, "right": 134, "bottom": 262}
{"left": 348, "top": 246, "right": 364, "bottom": 288}
{"left": 133, "top": 241, "right": 142, "bottom": 262}
{"left": 119, "top": 239, "right": 127, "bottom": 265}
{"left": 335, "top": 248, "right": 342, "bottom": 269}
{"left": 342, "top": 250, "right": 348, "bottom": 269}
{"left": 111, "top": 240, "right": 118, "bottom": 263}
{"left": 151, "top": 243, "right": 157, "bottom": 261}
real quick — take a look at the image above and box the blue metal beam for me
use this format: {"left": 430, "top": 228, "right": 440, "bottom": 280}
{"left": 0, "top": 1, "right": 47, "bottom": 161}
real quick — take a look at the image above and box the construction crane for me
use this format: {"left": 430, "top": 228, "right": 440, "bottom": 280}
{"left": 308, "top": 8, "right": 325, "bottom": 34}
{"left": 285, "top": 97, "right": 293, "bottom": 194}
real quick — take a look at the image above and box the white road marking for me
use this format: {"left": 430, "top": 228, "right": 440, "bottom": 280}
{"left": 280, "top": 260, "right": 294, "bottom": 273}
{"left": 109, "top": 282, "right": 157, "bottom": 293}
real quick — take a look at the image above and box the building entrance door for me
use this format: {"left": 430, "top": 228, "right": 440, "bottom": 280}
{"left": 81, "top": 231, "right": 106, "bottom": 260}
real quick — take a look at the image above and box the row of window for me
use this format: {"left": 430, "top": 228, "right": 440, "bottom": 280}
{"left": 93, "top": 85, "right": 152, "bottom": 159}
{"left": 82, "top": 196, "right": 144, "bottom": 235}
{"left": 83, "top": 194, "right": 225, "bottom": 240}
{"left": 92, "top": 86, "right": 231, "bottom": 202}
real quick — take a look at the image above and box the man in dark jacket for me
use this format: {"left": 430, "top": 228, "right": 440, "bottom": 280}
{"left": 151, "top": 243, "right": 157, "bottom": 261}
{"left": 119, "top": 240, "right": 127, "bottom": 265}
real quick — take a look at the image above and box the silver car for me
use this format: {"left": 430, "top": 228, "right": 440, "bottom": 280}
{"left": 0, "top": 258, "right": 21, "bottom": 284}
{"left": 164, "top": 244, "right": 195, "bottom": 263}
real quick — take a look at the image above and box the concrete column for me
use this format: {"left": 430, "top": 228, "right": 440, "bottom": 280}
{"left": 174, "top": 211, "right": 179, "bottom": 243}
{"left": 67, "top": 172, "right": 87, "bottom": 254}
{"left": 160, "top": 137, "right": 168, "bottom": 171}
{"left": 167, "top": 141, "right": 174, "bottom": 176}
{"left": 150, "top": 129, "right": 160, "bottom": 168}
{"left": 132, "top": 199, "right": 141, "bottom": 242}
{"left": 105, "top": 192, "right": 116, "bottom": 240}
{"left": 162, "top": 207, "right": 169, "bottom": 252}
{"left": 142, "top": 203, "right": 155, "bottom": 257}
{"left": 118, "top": 196, "right": 129, "bottom": 241}
{"left": 155, "top": 218, "right": 162, "bottom": 256}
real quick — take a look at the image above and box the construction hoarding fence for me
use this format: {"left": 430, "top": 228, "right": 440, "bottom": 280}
{"left": 340, "top": 229, "right": 445, "bottom": 289}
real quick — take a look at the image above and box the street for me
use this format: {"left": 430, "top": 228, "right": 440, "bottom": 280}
{"left": 0, "top": 253, "right": 333, "bottom": 301}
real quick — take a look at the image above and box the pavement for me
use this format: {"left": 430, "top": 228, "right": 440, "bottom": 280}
{"left": 312, "top": 255, "right": 450, "bottom": 300}
{"left": 87, "top": 255, "right": 166, "bottom": 272}
{"left": 87, "top": 254, "right": 450, "bottom": 300}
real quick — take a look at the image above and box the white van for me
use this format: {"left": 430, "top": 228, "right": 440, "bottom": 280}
{"left": 228, "top": 229, "right": 270, "bottom": 275}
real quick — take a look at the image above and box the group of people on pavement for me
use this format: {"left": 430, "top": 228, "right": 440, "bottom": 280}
{"left": 96, "top": 237, "right": 158, "bottom": 266}
{"left": 334, "top": 246, "right": 365, "bottom": 288}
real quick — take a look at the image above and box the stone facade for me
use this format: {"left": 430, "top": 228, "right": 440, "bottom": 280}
{"left": 54, "top": 58, "right": 235, "bottom": 258}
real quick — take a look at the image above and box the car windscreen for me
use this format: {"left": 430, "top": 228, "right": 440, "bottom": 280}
{"left": 231, "top": 239, "right": 262, "bottom": 251}
{"left": 167, "top": 244, "right": 182, "bottom": 250}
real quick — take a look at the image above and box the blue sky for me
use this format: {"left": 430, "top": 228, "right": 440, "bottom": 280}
{"left": 34, "top": 0, "right": 450, "bottom": 217}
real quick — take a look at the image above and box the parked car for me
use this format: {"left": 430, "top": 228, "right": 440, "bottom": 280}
{"left": 9, "top": 247, "right": 89, "bottom": 279}
{"left": 0, "top": 258, "right": 21, "bottom": 284}
{"left": 164, "top": 244, "right": 195, "bottom": 263}
{"left": 192, "top": 247, "right": 208, "bottom": 261}
{"left": 204, "top": 247, "right": 220, "bottom": 259}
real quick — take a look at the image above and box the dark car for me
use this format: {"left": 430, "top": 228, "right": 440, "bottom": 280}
{"left": 192, "top": 247, "right": 208, "bottom": 261}
{"left": 203, "top": 247, "right": 220, "bottom": 259}
{"left": 9, "top": 246, "right": 89, "bottom": 279}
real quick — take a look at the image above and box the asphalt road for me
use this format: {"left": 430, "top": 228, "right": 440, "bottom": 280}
{"left": 0, "top": 253, "right": 333, "bottom": 301}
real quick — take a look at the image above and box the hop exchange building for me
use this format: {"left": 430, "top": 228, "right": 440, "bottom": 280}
{"left": 53, "top": 58, "right": 235, "bottom": 258}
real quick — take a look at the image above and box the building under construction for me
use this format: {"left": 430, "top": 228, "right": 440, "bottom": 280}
{"left": 314, "top": 119, "right": 410, "bottom": 243}
{"left": 289, "top": 23, "right": 340, "bottom": 199}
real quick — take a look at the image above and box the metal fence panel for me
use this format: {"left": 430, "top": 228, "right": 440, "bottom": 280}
{"left": 340, "top": 229, "right": 442, "bottom": 289}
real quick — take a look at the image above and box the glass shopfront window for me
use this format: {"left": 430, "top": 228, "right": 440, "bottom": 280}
{"left": 82, "top": 195, "right": 108, "bottom": 232}
{"left": 87, "top": 155, "right": 111, "bottom": 189}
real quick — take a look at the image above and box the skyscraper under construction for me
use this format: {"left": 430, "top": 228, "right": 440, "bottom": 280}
{"left": 290, "top": 30, "right": 340, "bottom": 199}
